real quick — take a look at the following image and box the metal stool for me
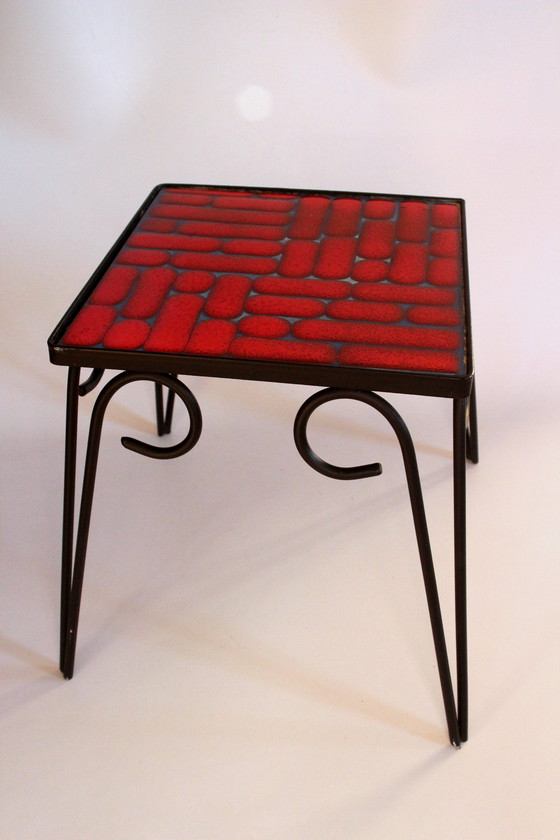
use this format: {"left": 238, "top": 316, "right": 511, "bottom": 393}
{"left": 48, "top": 184, "right": 477, "bottom": 746}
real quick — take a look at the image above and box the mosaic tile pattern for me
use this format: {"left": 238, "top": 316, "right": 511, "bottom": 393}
{"left": 61, "top": 186, "right": 466, "bottom": 375}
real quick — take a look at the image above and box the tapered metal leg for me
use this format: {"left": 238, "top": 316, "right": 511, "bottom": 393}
{"left": 466, "top": 378, "right": 479, "bottom": 464}
{"left": 60, "top": 371, "right": 202, "bottom": 679}
{"left": 61, "top": 380, "right": 109, "bottom": 679}
{"left": 60, "top": 367, "right": 80, "bottom": 670}
{"left": 399, "top": 413, "right": 462, "bottom": 747}
{"left": 454, "top": 397, "right": 469, "bottom": 742}
{"left": 294, "top": 389, "right": 462, "bottom": 746}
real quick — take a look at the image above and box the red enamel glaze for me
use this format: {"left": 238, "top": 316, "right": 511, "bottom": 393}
{"left": 253, "top": 276, "right": 351, "bottom": 299}
{"left": 388, "top": 244, "right": 429, "bottom": 284}
{"left": 139, "top": 218, "right": 177, "bottom": 233}
{"left": 363, "top": 200, "right": 395, "bottom": 219}
{"left": 143, "top": 294, "right": 203, "bottom": 352}
{"left": 339, "top": 345, "right": 459, "bottom": 373}
{"left": 59, "top": 187, "right": 466, "bottom": 377}
{"left": 213, "top": 196, "right": 296, "bottom": 211}
{"left": 103, "top": 320, "right": 151, "bottom": 350}
{"left": 89, "top": 266, "right": 138, "bottom": 305}
{"left": 171, "top": 253, "right": 278, "bottom": 274}
{"left": 245, "top": 295, "right": 325, "bottom": 318}
{"left": 326, "top": 301, "right": 403, "bottom": 322}
{"left": 396, "top": 202, "right": 430, "bottom": 243}
{"left": 160, "top": 192, "right": 213, "bottom": 205}
{"left": 116, "top": 249, "right": 169, "bottom": 267}
{"left": 173, "top": 270, "right": 215, "bottom": 293}
{"left": 179, "top": 221, "right": 286, "bottom": 240}
{"left": 204, "top": 275, "right": 252, "bottom": 319}
{"left": 430, "top": 229, "right": 460, "bottom": 257}
{"left": 221, "top": 239, "right": 283, "bottom": 256}
{"left": 407, "top": 306, "right": 461, "bottom": 326}
{"left": 351, "top": 260, "right": 389, "bottom": 282}
{"left": 238, "top": 316, "right": 290, "bottom": 339}
{"left": 428, "top": 258, "right": 461, "bottom": 286}
{"left": 353, "top": 283, "right": 456, "bottom": 305}
{"left": 431, "top": 203, "right": 460, "bottom": 228}
{"left": 62, "top": 305, "right": 117, "bottom": 346}
{"left": 314, "top": 237, "right": 357, "bottom": 279}
{"left": 278, "top": 240, "right": 319, "bottom": 277}
{"left": 186, "top": 320, "right": 236, "bottom": 355}
{"left": 357, "top": 221, "right": 395, "bottom": 259}
{"left": 122, "top": 267, "right": 177, "bottom": 319}
{"left": 293, "top": 320, "right": 460, "bottom": 350}
{"left": 325, "top": 199, "right": 362, "bottom": 236}
{"left": 288, "top": 197, "right": 330, "bottom": 239}
{"left": 154, "top": 204, "right": 291, "bottom": 226}
{"left": 129, "top": 233, "right": 220, "bottom": 251}
{"left": 230, "top": 337, "right": 336, "bottom": 364}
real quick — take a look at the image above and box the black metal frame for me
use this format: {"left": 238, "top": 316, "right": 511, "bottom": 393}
{"left": 51, "top": 183, "right": 477, "bottom": 746}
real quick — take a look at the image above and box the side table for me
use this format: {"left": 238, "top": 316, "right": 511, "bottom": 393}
{"left": 48, "top": 183, "right": 477, "bottom": 747}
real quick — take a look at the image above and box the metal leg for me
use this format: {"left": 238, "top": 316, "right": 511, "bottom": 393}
{"left": 294, "top": 389, "right": 462, "bottom": 747}
{"left": 60, "top": 367, "right": 80, "bottom": 670}
{"left": 454, "top": 397, "right": 469, "bottom": 742}
{"left": 466, "top": 378, "right": 479, "bottom": 464}
{"left": 58, "top": 375, "right": 473, "bottom": 745}
{"left": 155, "top": 375, "right": 177, "bottom": 436}
{"left": 60, "top": 370, "right": 202, "bottom": 679}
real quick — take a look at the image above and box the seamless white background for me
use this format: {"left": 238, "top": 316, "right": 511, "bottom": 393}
{"left": 1, "top": 2, "right": 559, "bottom": 838}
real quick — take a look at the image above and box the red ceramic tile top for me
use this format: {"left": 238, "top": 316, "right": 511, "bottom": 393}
{"left": 61, "top": 186, "right": 466, "bottom": 376}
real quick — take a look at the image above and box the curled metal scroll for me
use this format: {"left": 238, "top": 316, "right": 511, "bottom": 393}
{"left": 294, "top": 389, "right": 384, "bottom": 480}
{"left": 78, "top": 368, "right": 104, "bottom": 396}
{"left": 90, "top": 371, "right": 202, "bottom": 459}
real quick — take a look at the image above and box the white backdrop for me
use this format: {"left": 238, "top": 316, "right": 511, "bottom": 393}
{"left": 1, "top": 2, "right": 559, "bottom": 838}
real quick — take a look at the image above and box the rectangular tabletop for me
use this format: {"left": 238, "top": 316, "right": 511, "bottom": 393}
{"left": 48, "top": 184, "right": 473, "bottom": 397}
